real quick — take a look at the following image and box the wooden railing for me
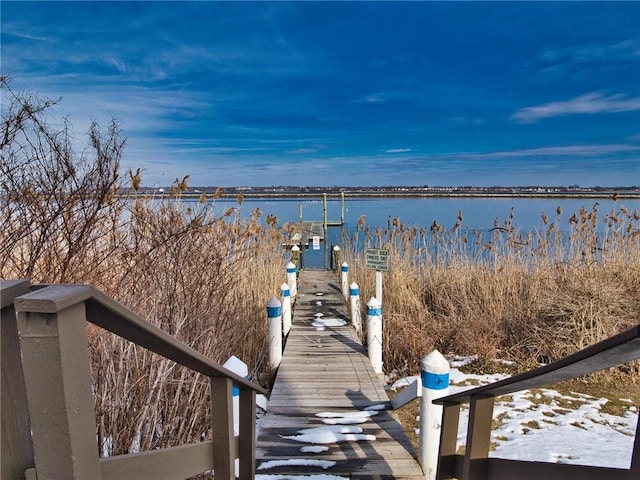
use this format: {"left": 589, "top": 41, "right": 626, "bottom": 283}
{"left": 434, "top": 323, "right": 640, "bottom": 480}
{"left": 1, "top": 279, "right": 266, "bottom": 480}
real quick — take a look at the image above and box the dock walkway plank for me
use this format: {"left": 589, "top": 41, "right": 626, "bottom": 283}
{"left": 255, "top": 270, "right": 424, "bottom": 479}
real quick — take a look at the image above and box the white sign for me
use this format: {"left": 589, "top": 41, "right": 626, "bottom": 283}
{"left": 312, "top": 236, "right": 321, "bottom": 250}
{"left": 365, "top": 248, "right": 389, "bottom": 271}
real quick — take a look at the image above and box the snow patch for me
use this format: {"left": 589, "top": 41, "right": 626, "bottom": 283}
{"left": 300, "top": 445, "right": 330, "bottom": 453}
{"left": 258, "top": 459, "right": 336, "bottom": 470}
{"left": 282, "top": 432, "right": 376, "bottom": 444}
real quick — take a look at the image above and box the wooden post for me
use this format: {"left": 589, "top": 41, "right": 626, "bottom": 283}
{"left": 237, "top": 387, "right": 256, "bottom": 480}
{"left": 436, "top": 403, "right": 461, "bottom": 480}
{"left": 16, "top": 301, "right": 102, "bottom": 480}
{"left": 1, "top": 280, "right": 35, "bottom": 480}
{"left": 286, "top": 261, "right": 297, "bottom": 298}
{"left": 267, "top": 297, "right": 282, "bottom": 369}
{"left": 366, "top": 297, "right": 383, "bottom": 374}
{"left": 340, "top": 261, "right": 349, "bottom": 300}
{"left": 419, "top": 350, "right": 450, "bottom": 480}
{"left": 461, "top": 396, "right": 495, "bottom": 480}
{"left": 349, "top": 282, "right": 362, "bottom": 336}
{"left": 281, "top": 283, "right": 292, "bottom": 337}
{"left": 333, "top": 245, "right": 341, "bottom": 274}
{"left": 211, "top": 376, "right": 235, "bottom": 480}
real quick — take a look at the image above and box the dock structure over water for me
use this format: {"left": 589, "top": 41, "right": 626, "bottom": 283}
{"left": 255, "top": 270, "right": 424, "bottom": 478}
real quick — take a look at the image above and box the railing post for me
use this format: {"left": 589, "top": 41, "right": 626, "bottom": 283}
{"left": 15, "top": 300, "right": 102, "bottom": 480}
{"left": 349, "top": 282, "right": 362, "bottom": 336}
{"left": 437, "top": 403, "right": 462, "bottom": 480}
{"left": 211, "top": 376, "right": 235, "bottom": 480}
{"left": 419, "top": 350, "right": 450, "bottom": 480}
{"left": 341, "top": 261, "right": 349, "bottom": 300}
{"left": 237, "top": 387, "right": 257, "bottom": 480}
{"left": 281, "top": 283, "right": 292, "bottom": 337}
{"left": 461, "top": 395, "right": 495, "bottom": 480}
{"left": 1, "top": 280, "right": 34, "bottom": 480}
{"left": 286, "top": 261, "right": 297, "bottom": 298}
{"left": 267, "top": 297, "right": 282, "bottom": 369}
{"left": 366, "top": 296, "right": 383, "bottom": 374}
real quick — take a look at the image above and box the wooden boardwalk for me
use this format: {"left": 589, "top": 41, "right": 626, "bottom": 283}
{"left": 256, "top": 270, "right": 424, "bottom": 478}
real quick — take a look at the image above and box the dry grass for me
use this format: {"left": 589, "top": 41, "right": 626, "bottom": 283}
{"left": 343, "top": 204, "right": 640, "bottom": 377}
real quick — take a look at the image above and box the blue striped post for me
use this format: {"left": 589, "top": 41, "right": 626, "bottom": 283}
{"left": 341, "top": 262, "right": 349, "bottom": 300}
{"left": 222, "top": 356, "right": 248, "bottom": 436}
{"left": 419, "top": 350, "right": 450, "bottom": 480}
{"left": 366, "top": 297, "right": 383, "bottom": 374}
{"left": 349, "top": 282, "right": 362, "bottom": 336}
{"left": 281, "top": 282, "right": 292, "bottom": 337}
{"left": 267, "top": 297, "right": 282, "bottom": 368}
{"left": 286, "top": 261, "right": 297, "bottom": 298}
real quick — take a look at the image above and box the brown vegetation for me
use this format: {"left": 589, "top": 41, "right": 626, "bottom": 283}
{"left": 343, "top": 205, "right": 640, "bottom": 379}
{"left": 1, "top": 78, "right": 289, "bottom": 456}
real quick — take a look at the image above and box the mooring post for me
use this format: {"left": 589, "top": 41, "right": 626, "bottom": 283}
{"left": 286, "top": 261, "right": 297, "bottom": 298}
{"left": 349, "top": 282, "right": 362, "bottom": 336}
{"left": 291, "top": 244, "right": 300, "bottom": 271}
{"left": 333, "top": 245, "right": 341, "bottom": 273}
{"left": 222, "top": 356, "right": 248, "bottom": 436}
{"left": 267, "top": 297, "right": 282, "bottom": 369}
{"left": 341, "top": 262, "right": 349, "bottom": 300}
{"left": 281, "top": 283, "right": 292, "bottom": 337}
{"left": 419, "top": 350, "right": 450, "bottom": 480}
{"left": 366, "top": 296, "right": 383, "bottom": 374}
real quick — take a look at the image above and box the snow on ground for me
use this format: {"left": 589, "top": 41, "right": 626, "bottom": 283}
{"left": 387, "top": 356, "right": 638, "bottom": 469}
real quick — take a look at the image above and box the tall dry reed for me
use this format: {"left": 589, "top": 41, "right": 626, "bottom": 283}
{"left": 343, "top": 204, "right": 640, "bottom": 379}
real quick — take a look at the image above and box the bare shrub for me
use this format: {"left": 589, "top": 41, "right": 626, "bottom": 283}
{"left": 1, "top": 79, "right": 286, "bottom": 455}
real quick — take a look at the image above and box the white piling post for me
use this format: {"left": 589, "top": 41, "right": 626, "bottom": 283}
{"left": 281, "top": 283, "right": 292, "bottom": 337}
{"left": 366, "top": 297, "right": 383, "bottom": 374}
{"left": 222, "top": 356, "right": 248, "bottom": 436}
{"left": 267, "top": 297, "right": 282, "bottom": 369}
{"left": 341, "top": 262, "right": 349, "bottom": 300}
{"left": 375, "top": 270, "right": 383, "bottom": 305}
{"left": 286, "top": 261, "right": 297, "bottom": 298}
{"left": 349, "top": 282, "right": 362, "bottom": 336}
{"left": 419, "top": 350, "right": 450, "bottom": 480}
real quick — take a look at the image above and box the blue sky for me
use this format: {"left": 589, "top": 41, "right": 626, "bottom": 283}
{"left": 2, "top": 1, "right": 639, "bottom": 187}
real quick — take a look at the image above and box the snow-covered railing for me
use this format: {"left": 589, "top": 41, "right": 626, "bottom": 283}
{"left": 1, "top": 279, "right": 266, "bottom": 480}
{"left": 433, "top": 323, "right": 640, "bottom": 480}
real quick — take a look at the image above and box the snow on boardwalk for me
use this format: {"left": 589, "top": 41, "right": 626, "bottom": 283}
{"left": 256, "top": 270, "right": 424, "bottom": 479}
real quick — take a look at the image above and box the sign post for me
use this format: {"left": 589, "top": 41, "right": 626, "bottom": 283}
{"left": 365, "top": 248, "right": 389, "bottom": 303}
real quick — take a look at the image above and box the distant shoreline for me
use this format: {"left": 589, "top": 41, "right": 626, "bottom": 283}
{"left": 128, "top": 190, "right": 640, "bottom": 200}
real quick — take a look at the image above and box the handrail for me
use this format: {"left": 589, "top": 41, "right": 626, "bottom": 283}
{"left": 434, "top": 324, "right": 640, "bottom": 405}
{"left": 433, "top": 323, "right": 640, "bottom": 480}
{"left": 15, "top": 284, "right": 266, "bottom": 392}
{"left": 6, "top": 281, "right": 265, "bottom": 480}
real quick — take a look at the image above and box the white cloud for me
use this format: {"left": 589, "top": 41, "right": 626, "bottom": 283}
{"left": 384, "top": 148, "right": 413, "bottom": 154}
{"left": 512, "top": 93, "right": 640, "bottom": 124}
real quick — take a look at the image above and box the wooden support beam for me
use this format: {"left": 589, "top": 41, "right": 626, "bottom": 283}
{"left": 211, "top": 376, "right": 235, "bottom": 480}
{"left": 17, "top": 303, "right": 102, "bottom": 479}
{"left": 437, "top": 402, "right": 461, "bottom": 480}
{"left": 238, "top": 388, "right": 257, "bottom": 480}
{"left": 462, "top": 396, "right": 495, "bottom": 480}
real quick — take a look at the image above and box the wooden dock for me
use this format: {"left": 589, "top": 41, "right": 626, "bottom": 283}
{"left": 256, "top": 270, "right": 424, "bottom": 478}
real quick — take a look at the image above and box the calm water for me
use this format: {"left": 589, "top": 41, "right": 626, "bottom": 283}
{"left": 202, "top": 196, "right": 638, "bottom": 268}
{"left": 210, "top": 196, "right": 636, "bottom": 233}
